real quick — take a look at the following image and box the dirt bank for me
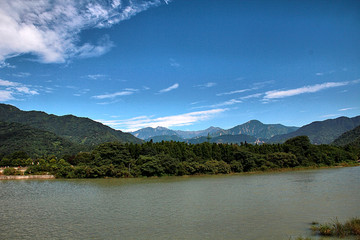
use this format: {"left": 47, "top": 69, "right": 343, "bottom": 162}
{"left": 0, "top": 175, "right": 55, "bottom": 180}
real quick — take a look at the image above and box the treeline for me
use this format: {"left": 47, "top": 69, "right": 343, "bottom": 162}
{"left": 1, "top": 136, "right": 358, "bottom": 178}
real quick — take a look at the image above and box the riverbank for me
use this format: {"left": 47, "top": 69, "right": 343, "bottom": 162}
{"left": 1, "top": 162, "right": 358, "bottom": 180}
{"left": 0, "top": 175, "right": 55, "bottom": 180}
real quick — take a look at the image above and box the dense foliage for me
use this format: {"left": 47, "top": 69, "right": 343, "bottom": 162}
{"left": 1, "top": 136, "right": 358, "bottom": 178}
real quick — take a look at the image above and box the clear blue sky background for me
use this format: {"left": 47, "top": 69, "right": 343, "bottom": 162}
{"left": 0, "top": 0, "right": 359, "bottom": 131}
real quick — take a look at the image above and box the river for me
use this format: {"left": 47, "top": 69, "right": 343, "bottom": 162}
{"left": 1, "top": 166, "right": 359, "bottom": 239}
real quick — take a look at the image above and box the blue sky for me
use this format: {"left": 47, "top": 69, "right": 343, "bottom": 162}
{"left": 0, "top": 0, "right": 359, "bottom": 132}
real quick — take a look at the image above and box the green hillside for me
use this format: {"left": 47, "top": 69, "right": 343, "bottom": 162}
{"left": 0, "top": 104, "right": 142, "bottom": 146}
{"left": 214, "top": 120, "right": 299, "bottom": 139}
{"left": 332, "top": 125, "right": 360, "bottom": 147}
{"left": 0, "top": 121, "right": 82, "bottom": 158}
{"left": 269, "top": 116, "right": 360, "bottom": 144}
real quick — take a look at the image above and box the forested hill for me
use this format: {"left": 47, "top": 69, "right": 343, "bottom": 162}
{"left": 269, "top": 116, "right": 360, "bottom": 144}
{"left": 0, "top": 121, "right": 82, "bottom": 158}
{"left": 0, "top": 104, "right": 142, "bottom": 146}
{"left": 332, "top": 125, "right": 360, "bottom": 147}
{"left": 213, "top": 120, "right": 299, "bottom": 139}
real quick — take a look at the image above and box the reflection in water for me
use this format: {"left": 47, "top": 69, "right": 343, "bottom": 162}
{"left": 0, "top": 167, "right": 359, "bottom": 240}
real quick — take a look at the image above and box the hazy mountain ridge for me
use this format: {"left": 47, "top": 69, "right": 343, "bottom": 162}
{"left": 131, "top": 126, "right": 223, "bottom": 140}
{"left": 131, "top": 120, "right": 299, "bottom": 144}
{"left": 269, "top": 116, "right": 360, "bottom": 144}
{"left": 0, "top": 103, "right": 142, "bottom": 146}
{"left": 175, "top": 127, "right": 223, "bottom": 139}
{"left": 132, "top": 127, "right": 179, "bottom": 139}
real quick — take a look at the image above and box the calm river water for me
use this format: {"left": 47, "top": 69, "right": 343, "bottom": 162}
{"left": 1, "top": 167, "right": 359, "bottom": 240}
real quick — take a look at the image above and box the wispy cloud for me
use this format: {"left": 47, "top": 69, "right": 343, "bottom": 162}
{"left": 158, "top": 83, "right": 179, "bottom": 93}
{"left": 195, "top": 82, "right": 217, "bottom": 89}
{"left": 320, "top": 114, "right": 340, "bottom": 119}
{"left": 73, "top": 88, "right": 90, "bottom": 97}
{"left": 97, "top": 108, "right": 227, "bottom": 131}
{"left": 316, "top": 70, "right": 335, "bottom": 76}
{"left": 192, "top": 99, "right": 242, "bottom": 109}
{"left": 92, "top": 88, "right": 138, "bottom": 99}
{"left": 169, "top": 58, "right": 180, "bottom": 67}
{"left": 86, "top": 74, "right": 107, "bottom": 80}
{"left": 211, "top": 99, "right": 242, "bottom": 107}
{"left": 216, "top": 88, "right": 251, "bottom": 96}
{"left": 0, "top": 62, "right": 15, "bottom": 69}
{"left": 0, "top": 0, "right": 167, "bottom": 64}
{"left": 263, "top": 81, "right": 351, "bottom": 100}
{"left": 240, "top": 93, "right": 263, "bottom": 100}
{"left": 12, "top": 72, "right": 31, "bottom": 78}
{"left": 338, "top": 107, "right": 355, "bottom": 111}
{"left": 0, "top": 78, "right": 39, "bottom": 101}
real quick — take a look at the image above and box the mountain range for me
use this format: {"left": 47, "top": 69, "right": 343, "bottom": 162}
{"left": 0, "top": 103, "right": 359, "bottom": 158}
{"left": 130, "top": 120, "right": 299, "bottom": 142}
{"left": 130, "top": 116, "right": 360, "bottom": 145}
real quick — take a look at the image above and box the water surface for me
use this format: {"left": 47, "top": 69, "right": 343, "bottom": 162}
{"left": 1, "top": 167, "right": 359, "bottom": 239}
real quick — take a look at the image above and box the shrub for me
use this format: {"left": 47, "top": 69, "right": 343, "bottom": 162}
{"left": 3, "top": 167, "right": 22, "bottom": 175}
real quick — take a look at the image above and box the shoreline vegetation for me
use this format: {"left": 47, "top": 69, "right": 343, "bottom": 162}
{"left": 1, "top": 135, "right": 359, "bottom": 179}
{"left": 292, "top": 217, "right": 360, "bottom": 240}
{"left": 1, "top": 164, "right": 358, "bottom": 181}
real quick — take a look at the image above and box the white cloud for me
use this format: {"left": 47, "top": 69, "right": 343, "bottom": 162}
{"left": 0, "top": 90, "right": 14, "bottom": 101}
{"left": 97, "top": 108, "right": 227, "bottom": 131}
{"left": 216, "top": 88, "right": 251, "bottom": 96}
{"left": 159, "top": 83, "right": 179, "bottom": 93}
{"left": 0, "top": 79, "right": 19, "bottom": 87}
{"left": 0, "top": 78, "right": 39, "bottom": 101}
{"left": 15, "top": 86, "right": 38, "bottom": 95}
{"left": 92, "top": 89, "right": 137, "bottom": 99}
{"left": 264, "top": 81, "right": 350, "bottom": 100}
{"left": 0, "top": 0, "right": 166, "bottom": 64}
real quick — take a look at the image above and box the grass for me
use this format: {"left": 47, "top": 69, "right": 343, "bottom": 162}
{"left": 311, "top": 217, "right": 360, "bottom": 237}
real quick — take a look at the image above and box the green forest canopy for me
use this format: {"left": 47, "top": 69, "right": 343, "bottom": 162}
{"left": 1, "top": 136, "right": 358, "bottom": 178}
